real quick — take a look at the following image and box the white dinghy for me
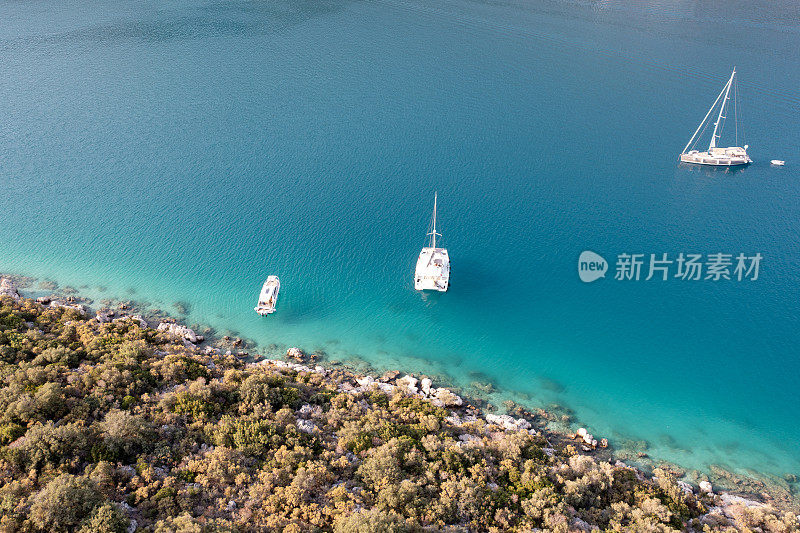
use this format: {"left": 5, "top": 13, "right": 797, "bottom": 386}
{"left": 254, "top": 276, "right": 280, "bottom": 315}
{"left": 680, "top": 68, "right": 752, "bottom": 167}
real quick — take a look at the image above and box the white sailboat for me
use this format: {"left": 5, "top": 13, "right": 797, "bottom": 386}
{"left": 680, "top": 68, "right": 751, "bottom": 167}
{"left": 414, "top": 193, "right": 450, "bottom": 292}
{"left": 254, "top": 275, "right": 280, "bottom": 315}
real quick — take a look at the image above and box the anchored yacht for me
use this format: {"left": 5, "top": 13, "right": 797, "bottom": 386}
{"left": 414, "top": 193, "right": 450, "bottom": 292}
{"left": 680, "top": 68, "right": 751, "bottom": 167}
{"left": 254, "top": 276, "right": 280, "bottom": 315}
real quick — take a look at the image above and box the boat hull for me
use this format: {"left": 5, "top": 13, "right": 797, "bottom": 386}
{"left": 414, "top": 247, "right": 450, "bottom": 292}
{"left": 679, "top": 149, "right": 751, "bottom": 167}
{"left": 255, "top": 276, "right": 280, "bottom": 315}
{"left": 415, "top": 279, "right": 449, "bottom": 292}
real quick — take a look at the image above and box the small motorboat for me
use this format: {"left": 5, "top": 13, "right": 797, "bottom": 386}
{"left": 771, "top": 160, "right": 785, "bottom": 166}
{"left": 254, "top": 276, "right": 280, "bottom": 315}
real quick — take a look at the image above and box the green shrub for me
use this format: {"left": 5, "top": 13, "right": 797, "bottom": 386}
{"left": 0, "top": 421, "right": 25, "bottom": 445}
{"left": 77, "top": 502, "right": 130, "bottom": 533}
{"left": 173, "top": 391, "right": 215, "bottom": 420}
{"left": 32, "top": 345, "right": 77, "bottom": 367}
{"left": 7, "top": 421, "right": 90, "bottom": 472}
{"left": 214, "top": 417, "right": 280, "bottom": 456}
{"left": 334, "top": 508, "right": 421, "bottom": 533}
{"left": 98, "top": 409, "right": 150, "bottom": 461}
{"left": 240, "top": 373, "right": 301, "bottom": 411}
{"left": 29, "top": 474, "right": 104, "bottom": 532}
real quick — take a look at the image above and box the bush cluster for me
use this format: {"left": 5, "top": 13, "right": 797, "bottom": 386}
{"left": 0, "top": 295, "right": 797, "bottom": 532}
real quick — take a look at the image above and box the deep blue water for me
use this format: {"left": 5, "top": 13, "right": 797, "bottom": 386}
{"left": 1, "top": 0, "right": 799, "bottom": 479}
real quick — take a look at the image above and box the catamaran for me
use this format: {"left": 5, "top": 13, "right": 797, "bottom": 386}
{"left": 680, "top": 68, "right": 751, "bottom": 167}
{"left": 254, "top": 276, "right": 280, "bottom": 315}
{"left": 414, "top": 193, "right": 450, "bottom": 292}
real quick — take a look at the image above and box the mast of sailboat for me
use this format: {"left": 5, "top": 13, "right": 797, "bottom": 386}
{"left": 428, "top": 192, "right": 441, "bottom": 249}
{"left": 682, "top": 69, "right": 734, "bottom": 155}
{"left": 709, "top": 68, "right": 735, "bottom": 151}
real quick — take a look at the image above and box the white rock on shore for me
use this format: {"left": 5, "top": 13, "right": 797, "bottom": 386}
{"left": 0, "top": 278, "right": 21, "bottom": 301}
{"left": 446, "top": 413, "right": 479, "bottom": 427}
{"left": 157, "top": 322, "right": 198, "bottom": 344}
{"left": 677, "top": 480, "right": 694, "bottom": 496}
{"left": 576, "top": 427, "right": 595, "bottom": 446}
{"left": 434, "top": 387, "right": 463, "bottom": 407}
{"left": 396, "top": 375, "right": 419, "bottom": 395}
{"left": 485, "top": 414, "right": 532, "bottom": 432}
{"left": 718, "top": 493, "right": 766, "bottom": 510}
{"left": 356, "top": 376, "right": 375, "bottom": 388}
{"left": 256, "top": 358, "right": 323, "bottom": 376}
{"left": 420, "top": 377, "right": 433, "bottom": 396}
{"left": 50, "top": 301, "right": 87, "bottom": 315}
{"left": 374, "top": 383, "right": 396, "bottom": 394}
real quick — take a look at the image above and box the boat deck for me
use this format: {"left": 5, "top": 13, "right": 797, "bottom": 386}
{"left": 415, "top": 248, "right": 450, "bottom": 291}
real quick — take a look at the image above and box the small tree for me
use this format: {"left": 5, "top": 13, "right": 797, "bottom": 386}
{"left": 78, "top": 502, "right": 130, "bottom": 533}
{"left": 29, "top": 474, "right": 104, "bottom": 532}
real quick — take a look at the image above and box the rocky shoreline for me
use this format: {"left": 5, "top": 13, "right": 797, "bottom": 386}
{"left": 0, "top": 274, "right": 798, "bottom": 530}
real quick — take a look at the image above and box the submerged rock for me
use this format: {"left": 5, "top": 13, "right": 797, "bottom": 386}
{"left": 286, "top": 347, "right": 305, "bottom": 362}
{"left": 471, "top": 380, "right": 496, "bottom": 394}
{"left": 380, "top": 370, "right": 400, "bottom": 382}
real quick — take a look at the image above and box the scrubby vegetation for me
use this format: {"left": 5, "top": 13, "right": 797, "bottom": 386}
{"left": 0, "top": 294, "right": 797, "bottom": 532}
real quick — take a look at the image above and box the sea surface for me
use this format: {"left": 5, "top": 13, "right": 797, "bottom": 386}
{"left": 1, "top": 0, "right": 799, "bottom": 480}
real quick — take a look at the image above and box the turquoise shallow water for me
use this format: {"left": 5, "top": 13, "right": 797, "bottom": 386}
{"left": 1, "top": 0, "right": 800, "bottom": 480}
